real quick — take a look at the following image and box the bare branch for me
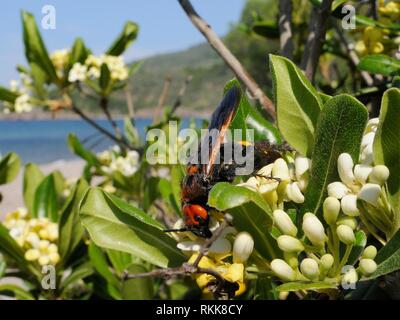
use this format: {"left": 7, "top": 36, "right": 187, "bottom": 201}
{"left": 100, "top": 97, "right": 123, "bottom": 139}
{"left": 301, "top": 0, "right": 334, "bottom": 82}
{"left": 177, "top": 0, "right": 276, "bottom": 120}
{"left": 170, "top": 75, "right": 193, "bottom": 115}
{"left": 153, "top": 75, "right": 172, "bottom": 123}
{"left": 278, "top": 0, "right": 294, "bottom": 59}
{"left": 125, "top": 82, "right": 135, "bottom": 121}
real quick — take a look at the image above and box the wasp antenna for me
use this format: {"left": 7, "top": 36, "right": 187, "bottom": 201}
{"left": 163, "top": 227, "right": 190, "bottom": 233}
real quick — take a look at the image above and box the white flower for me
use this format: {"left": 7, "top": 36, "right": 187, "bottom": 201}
{"left": 302, "top": 213, "right": 326, "bottom": 247}
{"left": 354, "top": 164, "right": 373, "bottom": 184}
{"left": 327, "top": 182, "right": 350, "bottom": 199}
{"left": 50, "top": 49, "right": 69, "bottom": 70}
{"left": 233, "top": 232, "right": 254, "bottom": 263}
{"left": 271, "top": 259, "right": 295, "bottom": 281}
{"left": 68, "top": 63, "right": 87, "bottom": 82}
{"left": 14, "top": 94, "right": 33, "bottom": 113}
{"left": 341, "top": 194, "right": 359, "bottom": 217}
{"left": 357, "top": 183, "right": 381, "bottom": 206}
{"left": 87, "top": 66, "right": 100, "bottom": 79}
{"left": 300, "top": 258, "right": 319, "bottom": 280}
{"left": 273, "top": 209, "right": 297, "bottom": 237}
{"left": 285, "top": 182, "right": 305, "bottom": 203}
{"left": 338, "top": 153, "right": 355, "bottom": 185}
{"left": 272, "top": 158, "right": 291, "bottom": 181}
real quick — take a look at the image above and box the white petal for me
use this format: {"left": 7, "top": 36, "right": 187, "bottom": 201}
{"left": 365, "top": 118, "right": 379, "bottom": 133}
{"left": 327, "top": 182, "right": 350, "bottom": 199}
{"left": 338, "top": 153, "right": 355, "bottom": 185}
{"left": 354, "top": 164, "right": 373, "bottom": 184}
{"left": 273, "top": 209, "right": 297, "bottom": 236}
{"left": 272, "top": 158, "right": 290, "bottom": 181}
{"left": 369, "top": 165, "right": 390, "bottom": 185}
{"left": 360, "top": 144, "right": 374, "bottom": 165}
{"left": 287, "top": 182, "right": 305, "bottom": 204}
{"left": 257, "top": 164, "right": 274, "bottom": 177}
{"left": 341, "top": 194, "right": 360, "bottom": 216}
{"left": 209, "top": 238, "right": 232, "bottom": 254}
{"left": 259, "top": 181, "right": 279, "bottom": 194}
{"left": 361, "top": 132, "right": 375, "bottom": 149}
{"left": 295, "top": 155, "right": 311, "bottom": 179}
{"left": 358, "top": 183, "right": 381, "bottom": 206}
{"left": 177, "top": 241, "right": 202, "bottom": 251}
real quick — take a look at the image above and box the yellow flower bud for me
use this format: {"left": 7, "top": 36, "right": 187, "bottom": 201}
{"left": 300, "top": 258, "right": 319, "bottom": 280}
{"left": 277, "top": 235, "right": 304, "bottom": 253}
{"left": 362, "top": 245, "right": 377, "bottom": 259}
{"left": 49, "top": 252, "right": 60, "bottom": 265}
{"left": 38, "top": 255, "right": 50, "bottom": 266}
{"left": 320, "top": 254, "right": 334, "bottom": 271}
{"left": 323, "top": 197, "right": 340, "bottom": 225}
{"left": 271, "top": 259, "right": 295, "bottom": 281}
{"left": 25, "top": 249, "right": 40, "bottom": 261}
{"left": 273, "top": 210, "right": 297, "bottom": 236}
{"left": 38, "top": 240, "right": 50, "bottom": 251}
{"left": 337, "top": 225, "right": 355, "bottom": 245}
{"left": 233, "top": 232, "right": 254, "bottom": 263}
{"left": 359, "top": 259, "right": 377, "bottom": 276}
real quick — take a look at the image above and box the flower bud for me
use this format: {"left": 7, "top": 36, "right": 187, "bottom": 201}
{"left": 302, "top": 213, "right": 326, "bottom": 247}
{"left": 341, "top": 194, "right": 360, "bottom": 217}
{"left": 286, "top": 182, "right": 305, "bottom": 204}
{"left": 295, "top": 155, "right": 311, "bottom": 180}
{"left": 273, "top": 210, "right": 297, "bottom": 237}
{"left": 338, "top": 153, "right": 355, "bottom": 185}
{"left": 320, "top": 254, "right": 334, "bottom": 271}
{"left": 359, "top": 259, "right": 377, "bottom": 276}
{"left": 300, "top": 258, "right": 319, "bottom": 280}
{"left": 277, "top": 235, "right": 304, "bottom": 253}
{"left": 271, "top": 259, "right": 295, "bottom": 281}
{"left": 49, "top": 252, "right": 60, "bottom": 265}
{"left": 362, "top": 245, "right": 377, "bottom": 259}
{"left": 233, "top": 232, "right": 254, "bottom": 263}
{"left": 336, "top": 225, "right": 355, "bottom": 245}
{"left": 323, "top": 197, "right": 340, "bottom": 225}
{"left": 337, "top": 216, "right": 358, "bottom": 230}
{"left": 272, "top": 158, "right": 291, "bottom": 181}
{"left": 354, "top": 164, "right": 373, "bottom": 184}
{"left": 38, "top": 255, "right": 50, "bottom": 266}
{"left": 358, "top": 183, "right": 381, "bottom": 206}
{"left": 360, "top": 143, "right": 373, "bottom": 165}
{"left": 369, "top": 165, "right": 390, "bottom": 185}
{"left": 327, "top": 182, "right": 350, "bottom": 199}
{"left": 25, "top": 249, "right": 40, "bottom": 261}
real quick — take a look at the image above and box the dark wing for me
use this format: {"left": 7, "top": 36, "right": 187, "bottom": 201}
{"left": 202, "top": 86, "right": 241, "bottom": 176}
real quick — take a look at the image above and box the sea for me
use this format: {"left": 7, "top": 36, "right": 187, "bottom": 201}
{"left": 0, "top": 119, "right": 200, "bottom": 164}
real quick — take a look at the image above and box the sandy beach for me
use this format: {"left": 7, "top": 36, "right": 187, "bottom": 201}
{"left": 0, "top": 159, "right": 85, "bottom": 219}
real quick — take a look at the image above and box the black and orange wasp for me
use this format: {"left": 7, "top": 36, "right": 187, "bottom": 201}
{"left": 164, "top": 86, "right": 284, "bottom": 238}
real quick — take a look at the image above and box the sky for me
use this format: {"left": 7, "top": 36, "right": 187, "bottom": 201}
{"left": 0, "top": 0, "right": 245, "bottom": 85}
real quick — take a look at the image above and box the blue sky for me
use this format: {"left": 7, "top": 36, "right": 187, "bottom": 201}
{"left": 0, "top": 1, "right": 245, "bottom": 85}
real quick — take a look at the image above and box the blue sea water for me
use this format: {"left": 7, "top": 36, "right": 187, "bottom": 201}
{"left": 0, "top": 119, "right": 159, "bottom": 164}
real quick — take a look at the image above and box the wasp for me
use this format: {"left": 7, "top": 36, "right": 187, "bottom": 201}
{"left": 164, "top": 86, "right": 284, "bottom": 238}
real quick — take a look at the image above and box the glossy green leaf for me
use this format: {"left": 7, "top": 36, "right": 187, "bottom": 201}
{"left": 59, "top": 261, "right": 94, "bottom": 291}
{"left": 252, "top": 21, "right": 279, "bottom": 39}
{"left": 276, "top": 281, "right": 337, "bottom": 292}
{"left": 224, "top": 79, "right": 281, "bottom": 143}
{"left": 58, "top": 178, "right": 89, "bottom": 264}
{"left": 106, "top": 249, "right": 133, "bottom": 275}
{"left": 348, "top": 230, "right": 367, "bottom": 265}
{"left": 122, "top": 264, "right": 154, "bottom": 300}
{"left": 303, "top": 95, "right": 368, "bottom": 217}
{"left": 68, "top": 37, "right": 89, "bottom": 66}
{"left": 255, "top": 275, "right": 279, "bottom": 300}
{"left": 0, "top": 86, "right": 19, "bottom": 103}
{"left": 358, "top": 54, "right": 400, "bottom": 76}
{"left": 33, "top": 174, "right": 58, "bottom": 221}
{"left": 0, "top": 260, "right": 6, "bottom": 278}
{"left": 100, "top": 63, "right": 111, "bottom": 92}
{"left": 373, "top": 88, "right": 400, "bottom": 234}
{"left": 21, "top": 11, "right": 58, "bottom": 83}
{"left": 23, "top": 163, "right": 44, "bottom": 215}
{"left": 208, "top": 182, "right": 279, "bottom": 260}
{"left": 107, "top": 21, "right": 139, "bottom": 56}
{"left": 171, "top": 164, "right": 185, "bottom": 215}
{"left": 67, "top": 134, "right": 100, "bottom": 167}
{"left": 0, "top": 284, "right": 34, "bottom": 300}
{"left": 0, "top": 152, "right": 21, "bottom": 185}
{"left": 270, "top": 54, "right": 322, "bottom": 156}
{"left": 80, "top": 188, "right": 186, "bottom": 268}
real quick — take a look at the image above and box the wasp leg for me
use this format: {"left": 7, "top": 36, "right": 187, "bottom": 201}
{"left": 251, "top": 173, "right": 282, "bottom": 183}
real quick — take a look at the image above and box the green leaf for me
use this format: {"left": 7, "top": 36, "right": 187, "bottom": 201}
{"left": 269, "top": 54, "right": 323, "bottom": 156}
{"left": 0, "top": 152, "right": 21, "bottom": 185}
{"left": 276, "top": 281, "right": 337, "bottom": 292}
{"left": 99, "top": 63, "right": 111, "bottom": 92}
{"left": 33, "top": 174, "right": 58, "bottom": 221}
{"left": 23, "top": 163, "right": 44, "bottom": 215}
{"left": 107, "top": 21, "right": 139, "bottom": 56}
{"left": 0, "top": 86, "right": 19, "bottom": 103}
{"left": 124, "top": 118, "right": 140, "bottom": 147}
{"left": 303, "top": 95, "right": 368, "bottom": 217}
{"left": 0, "top": 284, "right": 34, "bottom": 300}
{"left": 348, "top": 230, "right": 367, "bottom": 265}
{"left": 80, "top": 188, "right": 186, "bottom": 268}
{"left": 68, "top": 37, "right": 89, "bottom": 66}
{"left": 67, "top": 134, "right": 100, "bottom": 167}
{"left": 208, "top": 182, "right": 279, "bottom": 260}
{"left": 106, "top": 249, "right": 133, "bottom": 275}
{"left": 58, "top": 178, "right": 89, "bottom": 264}
{"left": 171, "top": 164, "right": 185, "bottom": 215}
{"left": 128, "top": 61, "right": 143, "bottom": 76}
{"left": 21, "top": 11, "right": 58, "bottom": 84}
{"left": 373, "top": 88, "right": 400, "bottom": 234}
{"left": 252, "top": 21, "right": 279, "bottom": 39}
{"left": 122, "top": 264, "right": 154, "bottom": 299}
{"left": 358, "top": 54, "right": 400, "bottom": 76}
{"left": 59, "top": 261, "right": 94, "bottom": 291}
{"left": 224, "top": 79, "right": 281, "bottom": 143}
{"left": 255, "top": 275, "right": 279, "bottom": 300}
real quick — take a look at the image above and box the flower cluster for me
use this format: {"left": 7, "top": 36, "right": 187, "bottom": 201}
{"left": 68, "top": 54, "right": 129, "bottom": 83}
{"left": 3, "top": 208, "right": 60, "bottom": 266}
{"left": 270, "top": 209, "right": 377, "bottom": 286}
{"left": 238, "top": 154, "right": 311, "bottom": 210}
{"left": 50, "top": 48, "right": 70, "bottom": 78}
{"left": 98, "top": 146, "right": 140, "bottom": 177}
{"left": 172, "top": 217, "right": 254, "bottom": 297}
{"left": 355, "top": 1, "right": 400, "bottom": 57}
{"left": 3, "top": 76, "right": 34, "bottom": 114}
